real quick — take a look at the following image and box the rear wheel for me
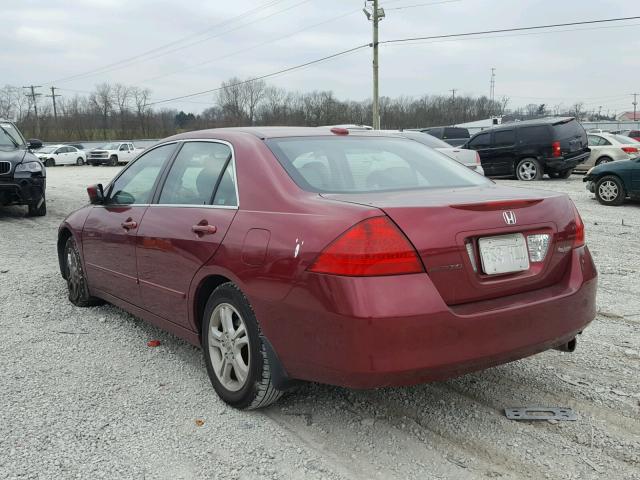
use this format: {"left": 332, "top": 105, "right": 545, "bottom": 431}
{"left": 595, "top": 156, "right": 612, "bottom": 166}
{"left": 45, "top": 158, "right": 55, "bottom": 167}
{"left": 64, "top": 237, "right": 103, "bottom": 307}
{"left": 202, "top": 283, "right": 283, "bottom": 410}
{"left": 595, "top": 175, "right": 626, "bottom": 206}
{"left": 76, "top": 157, "right": 84, "bottom": 166}
{"left": 516, "top": 158, "right": 543, "bottom": 181}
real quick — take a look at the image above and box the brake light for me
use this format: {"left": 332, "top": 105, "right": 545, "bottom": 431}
{"left": 621, "top": 146, "right": 638, "bottom": 154}
{"left": 308, "top": 216, "right": 424, "bottom": 276}
{"left": 552, "top": 141, "right": 562, "bottom": 158}
{"left": 569, "top": 203, "right": 585, "bottom": 248}
{"left": 475, "top": 152, "right": 481, "bottom": 164}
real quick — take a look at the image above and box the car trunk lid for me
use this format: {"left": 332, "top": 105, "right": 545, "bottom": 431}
{"left": 322, "top": 185, "right": 578, "bottom": 305}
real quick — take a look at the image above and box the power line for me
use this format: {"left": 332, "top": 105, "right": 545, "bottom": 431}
{"left": 148, "top": 44, "right": 369, "bottom": 105}
{"left": 379, "top": 16, "right": 640, "bottom": 45}
{"left": 42, "top": 0, "right": 302, "bottom": 85}
{"left": 385, "top": 0, "right": 462, "bottom": 11}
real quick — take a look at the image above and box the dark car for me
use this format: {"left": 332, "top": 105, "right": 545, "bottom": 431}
{"left": 0, "top": 121, "right": 46, "bottom": 216}
{"left": 69, "top": 143, "right": 85, "bottom": 150}
{"left": 584, "top": 157, "right": 640, "bottom": 205}
{"left": 462, "top": 117, "right": 590, "bottom": 181}
{"left": 58, "top": 127, "right": 596, "bottom": 410}
{"left": 416, "top": 126, "right": 470, "bottom": 147}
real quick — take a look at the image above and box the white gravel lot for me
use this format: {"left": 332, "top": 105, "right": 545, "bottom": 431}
{"left": 0, "top": 166, "right": 638, "bottom": 480}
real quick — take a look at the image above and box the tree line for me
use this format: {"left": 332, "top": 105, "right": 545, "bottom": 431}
{"left": 0, "top": 79, "right": 611, "bottom": 142}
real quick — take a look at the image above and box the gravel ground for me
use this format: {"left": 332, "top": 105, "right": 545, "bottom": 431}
{"left": 1, "top": 166, "right": 638, "bottom": 480}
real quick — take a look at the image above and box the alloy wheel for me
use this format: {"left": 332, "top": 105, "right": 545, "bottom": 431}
{"left": 598, "top": 180, "right": 619, "bottom": 202}
{"left": 518, "top": 161, "right": 537, "bottom": 180}
{"left": 66, "top": 249, "right": 83, "bottom": 300}
{"left": 208, "top": 303, "right": 250, "bottom": 392}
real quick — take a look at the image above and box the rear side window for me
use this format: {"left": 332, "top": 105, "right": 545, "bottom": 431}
{"left": 467, "top": 132, "right": 491, "bottom": 148}
{"left": 443, "top": 127, "right": 469, "bottom": 139}
{"left": 518, "top": 126, "right": 550, "bottom": 143}
{"left": 493, "top": 130, "right": 515, "bottom": 146}
{"left": 159, "top": 142, "right": 232, "bottom": 205}
{"left": 267, "top": 137, "right": 489, "bottom": 193}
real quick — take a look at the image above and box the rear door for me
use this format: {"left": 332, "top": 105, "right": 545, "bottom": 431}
{"left": 82, "top": 143, "right": 177, "bottom": 303}
{"left": 136, "top": 140, "right": 239, "bottom": 328}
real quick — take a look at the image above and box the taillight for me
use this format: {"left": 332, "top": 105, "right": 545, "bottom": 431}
{"left": 569, "top": 202, "right": 585, "bottom": 248}
{"left": 308, "top": 216, "right": 424, "bottom": 276}
{"left": 475, "top": 152, "right": 481, "bottom": 164}
{"left": 552, "top": 141, "right": 562, "bottom": 158}
{"left": 621, "top": 146, "right": 638, "bottom": 154}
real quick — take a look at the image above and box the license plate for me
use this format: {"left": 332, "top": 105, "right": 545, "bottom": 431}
{"left": 478, "top": 233, "right": 529, "bottom": 275}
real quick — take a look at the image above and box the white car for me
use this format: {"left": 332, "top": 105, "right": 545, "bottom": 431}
{"left": 394, "top": 130, "right": 484, "bottom": 175}
{"left": 87, "top": 142, "right": 144, "bottom": 166}
{"left": 575, "top": 133, "right": 640, "bottom": 172}
{"left": 34, "top": 145, "right": 86, "bottom": 167}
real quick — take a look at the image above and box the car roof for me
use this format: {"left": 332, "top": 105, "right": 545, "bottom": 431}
{"left": 166, "top": 126, "right": 404, "bottom": 141}
{"left": 475, "top": 117, "right": 576, "bottom": 134}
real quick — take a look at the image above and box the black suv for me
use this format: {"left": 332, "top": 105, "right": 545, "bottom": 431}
{"left": 417, "top": 126, "right": 470, "bottom": 147}
{"left": 0, "top": 121, "right": 46, "bottom": 216}
{"left": 462, "top": 117, "right": 590, "bottom": 181}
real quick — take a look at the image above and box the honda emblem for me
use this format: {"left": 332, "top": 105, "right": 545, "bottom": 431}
{"left": 503, "top": 211, "right": 517, "bottom": 225}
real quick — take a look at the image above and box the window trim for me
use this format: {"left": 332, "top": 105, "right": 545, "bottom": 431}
{"left": 150, "top": 139, "right": 240, "bottom": 210}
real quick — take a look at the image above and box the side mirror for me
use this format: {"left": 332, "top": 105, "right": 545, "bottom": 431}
{"left": 87, "top": 184, "right": 104, "bottom": 205}
{"left": 28, "top": 138, "right": 43, "bottom": 150}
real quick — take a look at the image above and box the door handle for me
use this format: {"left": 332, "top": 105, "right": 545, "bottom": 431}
{"left": 121, "top": 219, "right": 138, "bottom": 230}
{"left": 192, "top": 223, "right": 217, "bottom": 236}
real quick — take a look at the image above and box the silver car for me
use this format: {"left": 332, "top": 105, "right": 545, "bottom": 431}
{"left": 575, "top": 133, "right": 640, "bottom": 172}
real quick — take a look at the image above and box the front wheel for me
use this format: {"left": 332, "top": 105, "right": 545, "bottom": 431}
{"left": 595, "top": 175, "right": 626, "bottom": 206}
{"left": 27, "top": 196, "right": 46, "bottom": 217}
{"left": 202, "top": 283, "right": 283, "bottom": 410}
{"left": 109, "top": 155, "right": 118, "bottom": 167}
{"left": 515, "top": 158, "right": 543, "bottom": 181}
{"left": 64, "top": 237, "right": 103, "bottom": 307}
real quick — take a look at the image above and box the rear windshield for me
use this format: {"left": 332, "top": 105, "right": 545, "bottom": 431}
{"left": 266, "top": 136, "right": 490, "bottom": 194}
{"left": 399, "top": 131, "right": 451, "bottom": 148}
{"left": 443, "top": 127, "right": 470, "bottom": 139}
{"left": 552, "top": 119, "right": 585, "bottom": 140}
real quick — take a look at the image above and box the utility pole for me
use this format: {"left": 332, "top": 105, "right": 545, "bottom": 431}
{"left": 489, "top": 68, "right": 496, "bottom": 102}
{"left": 46, "top": 86, "right": 62, "bottom": 122}
{"left": 633, "top": 93, "right": 638, "bottom": 122}
{"left": 450, "top": 89, "right": 457, "bottom": 101}
{"left": 364, "top": 1, "right": 384, "bottom": 129}
{"left": 23, "top": 85, "right": 42, "bottom": 135}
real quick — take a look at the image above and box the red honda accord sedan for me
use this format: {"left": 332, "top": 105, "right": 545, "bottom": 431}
{"left": 57, "top": 127, "right": 597, "bottom": 409}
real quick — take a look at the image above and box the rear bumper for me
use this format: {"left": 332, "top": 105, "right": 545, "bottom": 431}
{"left": 0, "top": 176, "right": 45, "bottom": 206}
{"left": 262, "top": 246, "right": 597, "bottom": 388}
{"left": 544, "top": 151, "right": 590, "bottom": 172}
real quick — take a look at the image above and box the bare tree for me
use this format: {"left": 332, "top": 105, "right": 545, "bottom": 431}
{"left": 132, "top": 87, "right": 151, "bottom": 136}
{"left": 113, "top": 83, "right": 131, "bottom": 137}
{"left": 90, "top": 83, "right": 114, "bottom": 139}
{"left": 242, "top": 79, "right": 266, "bottom": 125}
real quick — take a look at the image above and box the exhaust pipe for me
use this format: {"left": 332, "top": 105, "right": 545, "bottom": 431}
{"left": 554, "top": 337, "right": 577, "bottom": 352}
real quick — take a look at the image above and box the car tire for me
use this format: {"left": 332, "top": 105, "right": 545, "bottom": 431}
{"left": 109, "top": 155, "right": 118, "bottom": 167}
{"left": 516, "top": 158, "right": 543, "bottom": 181}
{"left": 76, "top": 157, "right": 84, "bottom": 166}
{"left": 595, "top": 156, "right": 612, "bottom": 166}
{"left": 90, "top": 162, "right": 99, "bottom": 167}
{"left": 45, "top": 158, "right": 55, "bottom": 167}
{"left": 64, "top": 237, "right": 104, "bottom": 307}
{"left": 202, "top": 283, "right": 284, "bottom": 410}
{"left": 27, "top": 196, "right": 46, "bottom": 217}
{"left": 557, "top": 168, "right": 573, "bottom": 179}
{"left": 595, "top": 175, "right": 626, "bottom": 206}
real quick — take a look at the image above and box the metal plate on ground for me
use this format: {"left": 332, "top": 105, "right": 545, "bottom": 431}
{"left": 504, "top": 407, "right": 577, "bottom": 421}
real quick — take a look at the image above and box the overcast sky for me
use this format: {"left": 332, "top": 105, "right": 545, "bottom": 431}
{"left": 2, "top": 0, "right": 639, "bottom": 114}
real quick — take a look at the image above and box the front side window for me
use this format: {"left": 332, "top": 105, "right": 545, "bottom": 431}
{"left": 267, "top": 136, "right": 489, "bottom": 193}
{"left": 468, "top": 133, "right": 491, "bottom": 148}
{"left": 0, "top": 123, "right": 25, "bottom": 149}
{"left": 158, "top": 142, "right": 232, "bottom": 205}
{"left": 107, "top": 143, "right": 176, "bottom": 205}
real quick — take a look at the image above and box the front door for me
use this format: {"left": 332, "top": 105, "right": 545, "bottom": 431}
{"left": 82, "top": 143, "right": 177, "bottom": 304}
{"left": 466, "top": 132, "right": 494, "bottom": 174}
{"left": 136, "top": 141, "right": 239, "bottom": 328}
{"left": 487, "top": 129, "right": 516, "bottom": 175}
